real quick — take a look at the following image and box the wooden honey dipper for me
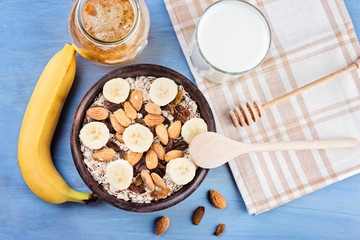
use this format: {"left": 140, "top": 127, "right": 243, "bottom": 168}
{"left": 230, "top": 59, "right": 360, "bottom": 128}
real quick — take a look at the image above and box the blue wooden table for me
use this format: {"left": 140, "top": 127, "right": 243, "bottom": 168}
{"left": 1, "top": 1, "right": 360, "bottom": 239}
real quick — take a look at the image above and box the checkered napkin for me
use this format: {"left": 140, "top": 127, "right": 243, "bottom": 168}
{"left": 164, "top": 0, "right": 360, "bottom": 214}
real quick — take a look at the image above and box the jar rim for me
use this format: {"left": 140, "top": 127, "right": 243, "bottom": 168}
{"left": 76, "top": 0, "right": 140, "bottom": 46}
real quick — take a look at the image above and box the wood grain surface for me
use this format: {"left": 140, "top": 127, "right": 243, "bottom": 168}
{"left": 1, "top": 0, "right": 360, "bottom": 239}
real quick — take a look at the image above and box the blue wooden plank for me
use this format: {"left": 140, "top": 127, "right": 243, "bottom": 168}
{"left": 1, "top": 0, "right": 360, "bottom": 239}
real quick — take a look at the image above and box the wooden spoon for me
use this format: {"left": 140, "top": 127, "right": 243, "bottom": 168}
{"left": 189, "top": 132, "right": 358, "bottom": 169}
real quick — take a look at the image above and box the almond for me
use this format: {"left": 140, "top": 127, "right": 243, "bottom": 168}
{"left": 124, "top": 101, "right": 137, "bottom": 119}
{"left": 114, "top": 109, "right": 131, "bottom": 127}
{"left": 155, "top": 124, "right": 169, "bottom": 145}
{"left": 130, "top": 89, "right": 143, "bottom": 111}
{"left": 141, "top": 170, "right": 155, "bottom": 191}
{"left": 214, "top": 224, "right": 225, "bottom": 236}
{"left": 151, "top": 188, "right": 170, "bottom": 199}
{"left": 192, "top": 206, "right": 205, "bottom": 225}
{"left": 145, "top": 102, "right": 162, "bottom": 115}
{"left": 86, "top": 107, "right": 109, "bottom": 120}
{"left": 145, "top": 149, "right": 158, "bottom": 170}
{"left": 209, "top": 190, "right": 227, "bottom": 209}
{"left": 151, "top": 142, "right": 165, "bottom": 160}
{"left": 110, "top": 115, "right": 125, "bottom": 134}
{"left": 144, "top": 114, "right": 164, "bottom": 127}
{"left": 115, "top": 132, "right": 124, "bottom": 143}
{"left": 151, "top": 172, "right": 165, "bottom": 189}
{"left": 165, "top": 150, "right": 184, "bottom": 162}
{"left": 156, "top": 216, "right": 169, "bottom": 236}
{"left": 126, "top": 152, "right": 143, "bottom": 165}
{"left": 92, "top": 148, "right": 115, "bottom": 161}
{"left": 167, "top": 120, "right": 181, "bottom": 139}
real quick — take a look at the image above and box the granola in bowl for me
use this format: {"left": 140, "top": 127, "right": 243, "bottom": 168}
{"left": 79, "top": 76, "right": 208, "bottom": 203}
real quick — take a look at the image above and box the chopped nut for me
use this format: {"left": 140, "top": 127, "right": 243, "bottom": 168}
{"left": 174, "top": 105, "right": 190, "bottom": 123}
{"left": 151, "top": 188, "right": 170, "bottom": 199}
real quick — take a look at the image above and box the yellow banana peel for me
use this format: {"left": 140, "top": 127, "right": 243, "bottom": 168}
{"left": 18, "top": 44, "right": 96, "bottom": 204}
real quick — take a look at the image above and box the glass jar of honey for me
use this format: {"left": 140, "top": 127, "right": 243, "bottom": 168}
{"left": 68, "top": 0, "right": 150, "bottom": 65}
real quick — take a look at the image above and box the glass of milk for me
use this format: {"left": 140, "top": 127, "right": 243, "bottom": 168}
{"left": 189, "top": 0, "right": 271, "bottom": 83}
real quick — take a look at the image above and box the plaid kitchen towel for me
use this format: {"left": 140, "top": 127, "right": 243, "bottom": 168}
{"left": 164, "top": 0, "right": 360, "bottom": 214}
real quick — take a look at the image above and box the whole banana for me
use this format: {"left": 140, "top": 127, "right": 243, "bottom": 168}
{"left": 18, "top": 44, "right": 96, "bottom": 204}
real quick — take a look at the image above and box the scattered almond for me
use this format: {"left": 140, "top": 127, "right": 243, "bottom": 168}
{"left": 192, "top": 206, "right": 205, "bottom": 225}
{"left": 114, "top": 109, "right": 132, "bottom": 127}
{"left": 209, "top": 190, "right": 227, "bottom": 209}
{"left": 144, "top": 114, "right": 165, "bottom": 127}
{"left": 126, "top": 152, "right": 143, "bottom": 166}
{"left": 130, "top": 89, "right": 143, "bottom": 111}
{"left": 151, "top": 142, "right": 165, "bottom": 160}
{"left": 110, "top": 115, "right": 125, "bottom": 134}
{"left": 92, "top": 148, "right": 115, "bottom": 161}
{"left": 156, "top": 216, "right": 169, "bottom": 236}
{"left": 145, "top": 102, "right": 162, "bottom": 115}
{"left": 141, "top": 170, "right": 155, "bottom": 191}
{"left": 151, "top": 188, "right": 170, "bottom": 199}
{"left": 165, "top": 150, "right": 184, "bottom": 162}
{"left": 167, "top": 120, "right": 181, "bottom": 139}
{"left": 115, "top": 132, "right": 124, "bottom": 143}
{"left": 86, "top": 107, "right": 109, "bottom": 120}
{"left": 151, "top": 172, "right": 165, "bottom": 189}
{"left": 214, "top": 224, "right": 225, "bottom": 236}
{"left": 155, "top": 124, "right": 169, "bottom": 145}
{"left": 145, "top": 149, "right": 158, "bottom": 170}
{"left": 124, "top": 101, "right": 137, "bottom": 119}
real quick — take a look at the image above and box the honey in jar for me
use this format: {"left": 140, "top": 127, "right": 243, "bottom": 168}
{"left": 68, "top": 0, "right": 150, "bottom": 65}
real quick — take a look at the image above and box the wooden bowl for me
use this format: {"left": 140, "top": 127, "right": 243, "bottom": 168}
{"left": 70, "top": 64, "right": 216, "bottom": 212}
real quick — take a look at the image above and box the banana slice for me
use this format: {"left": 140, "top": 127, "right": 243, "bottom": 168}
{"left": 166, "top": 158, "right": 196, "bottom": 185}
{"left": 149, "top": 77, "right": 178, "bottom": 106}
{"left": 103, "top": 78, "right": 130, "bottom": 104}
{"left": 106, "top": 160, "right": 133, "bottom": 190}
{"left": 181, "top": 118, "right": 208, "bottom": 144}
{"left": 123, "top": 124, "right": 154, "bottom": 152}
{"left": 80, "top": 122, "right": 110, "bottom": 149}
